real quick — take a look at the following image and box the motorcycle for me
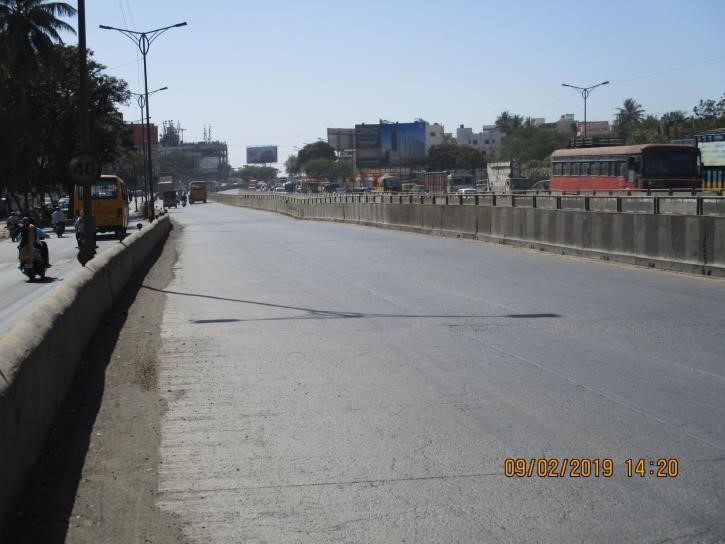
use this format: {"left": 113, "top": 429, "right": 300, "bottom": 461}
{"left": 53, "top": 222, "right": 65, "bottom": 238}
{"left": 19, "top": 246, "right": 47, "bottom": 281}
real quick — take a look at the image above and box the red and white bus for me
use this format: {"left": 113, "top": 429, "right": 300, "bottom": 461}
{"left": 550, "top": 144, "right": 701, "bottom": 192}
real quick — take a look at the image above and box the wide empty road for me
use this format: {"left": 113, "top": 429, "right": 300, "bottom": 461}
{"left": 156, "top": 201, "right": 725, "bottom": 542}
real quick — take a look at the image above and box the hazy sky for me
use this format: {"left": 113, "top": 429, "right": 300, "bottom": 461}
{"left": 68, "top": 0, "right": 725, "bottom": 168}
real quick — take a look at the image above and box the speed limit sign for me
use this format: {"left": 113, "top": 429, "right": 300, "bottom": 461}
{"left": 68, "top": 151, "right": 101, "bottom": 185}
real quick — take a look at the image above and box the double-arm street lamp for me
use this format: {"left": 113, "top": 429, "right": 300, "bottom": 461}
{"left": 130, "top": 87, "right": 167, "bottom": 208}
{"left": 561, "top": 81, "right": 609, "bottom": 138}
{"left": 99, "top": 22, "right": 187, "bottom": 219}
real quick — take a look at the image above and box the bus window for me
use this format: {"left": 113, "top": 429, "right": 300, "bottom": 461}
{"left": 563, "top": 162, "right": 570, "bottom": 176}
{"left": 78, "top": 179, "right": 118, "bottom": 199}
{"left": 553, "top": 163, "right": 562, "bottom": 176}
{"left": 581, "top": 162, "right": 589, "bottom": 176}
{"left": 643, "top": 150, "right": 699, "bottom": 178}
{"left": 571, "top": 162, "right": 580, "bottom": 176}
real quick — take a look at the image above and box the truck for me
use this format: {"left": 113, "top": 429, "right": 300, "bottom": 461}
{"left": 486, "top": 161, "right": 536, "bottom": 193}
{"left": 422, "top": 172, "right": 447, "bottom": 193}
{"left": 157, "top": 180, "right": 177, "bottom": 208}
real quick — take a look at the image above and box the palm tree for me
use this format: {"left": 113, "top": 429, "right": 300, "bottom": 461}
{"left": 616, "top": 98, "right": 645, "bottom": 126}
{"left": 0, "top": 0, "right": 76, "bottom": 81}
{"left": 660, "top": 110, "right": 689, "bottom": 139}
{"left": 495, "top": 111, "right": 524, "bottom": 134}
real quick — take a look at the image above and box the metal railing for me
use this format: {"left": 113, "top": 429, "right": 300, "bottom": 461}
{"left": 214, "top": 191, "right": 725, "bottom": 217}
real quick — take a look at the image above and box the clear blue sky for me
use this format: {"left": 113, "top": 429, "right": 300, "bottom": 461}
{"left": 67, "top": 0, "right": 725, "bottom": 168}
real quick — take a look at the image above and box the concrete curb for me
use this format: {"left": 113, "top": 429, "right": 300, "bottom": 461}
{"left": 0, "top": 215, "right": 171, "bottom": 532}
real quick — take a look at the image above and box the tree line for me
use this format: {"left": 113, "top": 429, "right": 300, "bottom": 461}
{"left": 0, "top": 0, "right": 134, "bottom": 213}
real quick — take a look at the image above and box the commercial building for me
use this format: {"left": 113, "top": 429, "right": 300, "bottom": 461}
{"left": 454, "top": 124, "right": 507, "bottom": 158}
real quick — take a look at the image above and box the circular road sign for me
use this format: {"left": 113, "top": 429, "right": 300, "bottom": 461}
{"left": 68, "top": 151, "right": 101, "bottom": 186}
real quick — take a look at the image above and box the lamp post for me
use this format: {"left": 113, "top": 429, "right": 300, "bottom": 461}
{"left": 130, "top": 87, "right": 167, "bottom": 210}
{"left": 99, "top": 22, "right": 187, "bottom": 220}
{"left": 561, "top": 81, "right": 609, "bottom": 138}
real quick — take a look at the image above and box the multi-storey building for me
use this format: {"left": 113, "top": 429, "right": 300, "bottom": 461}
{"left": 454, "top": 124, "right": 507, "bottom": 159}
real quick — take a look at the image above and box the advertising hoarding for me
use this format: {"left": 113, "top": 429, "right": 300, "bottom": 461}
{"left": 327, "top": 128, "right": 355, "bottom": 151}
{"left": 699, "top": 141, "right": 725, "bottom": 167}
{"left": 355, "top": 124, "right": 382, "bottom": 168}
{"left": 247, "top": 145, "right": 278, "bottom": 164}
{"left": 354, "top": 122, "right": 427, "bottom": 168}
{"left": 381, "top": 122, "right": 427, "bottom": 166}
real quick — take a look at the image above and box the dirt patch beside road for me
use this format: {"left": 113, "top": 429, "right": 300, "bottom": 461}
{"left": 5, "top": 224, "right": 188, "bottom": 544}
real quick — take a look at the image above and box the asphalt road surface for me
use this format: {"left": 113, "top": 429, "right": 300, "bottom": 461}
{"left": 139, "top": 201, "right": 725, "bottom": 543}
{"left": 0, "top": 212, "right": 147, "bottom": 337}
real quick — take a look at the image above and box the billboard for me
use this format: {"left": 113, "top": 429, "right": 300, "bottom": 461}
{"left": 247, "top": 145, "right": 278, "bottom": 164}
{"left": 327, "top": 128, "right": 355, "bottom": 151}
{"left": 699, "top": 141, "right": 725, "bottom": 167}
{"left": 354, "top": 121, "right": 427, "bottom": 168}
{"left": 354, "top": 124, "right": 382, "bottom": 168}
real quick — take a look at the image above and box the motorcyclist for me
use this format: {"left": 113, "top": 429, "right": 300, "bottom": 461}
{"left": 6, "top": 211, "right": 22, "bottom": 242}
{"left": 17, "top": 216, "right": 50, "bottom": 268}
{"left": 181, "top": 193, "right": 187, "bottom": 205}
{"left": 51, "top": 206, "right": 66, "bottom": 236}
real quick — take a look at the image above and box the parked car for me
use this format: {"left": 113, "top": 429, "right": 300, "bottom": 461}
{"left": 274, "top": 186, "right": 286, "bottom": 193}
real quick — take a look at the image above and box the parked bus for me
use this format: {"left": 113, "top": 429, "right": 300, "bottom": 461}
{"left": 188, "top": 181, "right": 208, "bottom": 203}
{"left": 550, "top": 144, "right": 701, "bottom": 192}
{"left": 74, "top": 175, "right": 129, "bottom": 239}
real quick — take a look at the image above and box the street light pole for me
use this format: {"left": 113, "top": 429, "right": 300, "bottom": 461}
{"left": 561, "top": 81, "right": 609, "bottom": 138}
{"left": 99, "top": 22, "right": 186, "bottom": 220}
{"left": 131, "top": 87, "right": 167, "bottom": 209}
{"left": 77, "top": 0, "right": 95, "bottom": 264}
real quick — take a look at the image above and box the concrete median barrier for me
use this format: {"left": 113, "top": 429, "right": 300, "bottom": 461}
{"left": 0, "top": 215, "right": 171, "bottom": 532}
{"left": 209, "top": 193, "right": 725, "bottom": 277}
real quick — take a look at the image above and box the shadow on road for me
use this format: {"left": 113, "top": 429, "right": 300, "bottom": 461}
{"left": 3, "top": 239, "right": 167, "bottom": 544}
{"left": 141, "top": 286, "right": 561, "bottom": 323}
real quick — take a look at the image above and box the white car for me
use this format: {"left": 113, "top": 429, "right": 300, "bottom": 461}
{"left": 456, "top": 187, "right": 477, "bottom": 195}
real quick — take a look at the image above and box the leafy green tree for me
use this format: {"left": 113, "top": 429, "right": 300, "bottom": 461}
{"left": 454, "top": 145, "right": 485, "bottom": 170}
{"left": 427, "top": 142, "right": 459, "bottom": 171}
{"left": 233, "top": 165, "right": 278, "bottom": 183}
{"left": 303, "top": 158, "right": 334, "bottom": 179}
{"left": 691, "top": 94, "right": 725, "bottom": 132}
{"left": 627, "top": 115, "right": 668, "bottom": 144}
{"left": 0, "top": 0, "right": 76, "bottom": 82}
{"left": 495, "top": 111, "right": 523, "bottom": 134}
{"left": 497, "top": 127, "right": 569, "bottom": 162}
{"left": 660, "top": 110, "right": 689, "bottom": 140}
{"left": 521, "top": 160, "right": 550, "bottom": 182}
{"left": 296, "top": 141, "right": 336, "bottom": 166}
{"left": 285, "top": 154, "right": 299, "bottom": 175}
{"left": 427, "top": 142, "right": 484, "bottom": 171}
{"left": 0, "top": 45, "right": 131, "bottom": 203}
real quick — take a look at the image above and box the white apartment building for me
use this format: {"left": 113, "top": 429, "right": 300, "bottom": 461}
{"left": 455, "top": 124, "right": 507, "bottom": 159}
{"left": 425, "top": 122, "right": 445, "bottom": 150}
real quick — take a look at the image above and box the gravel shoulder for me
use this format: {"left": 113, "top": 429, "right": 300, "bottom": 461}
{"left": 5, "top": 223, "right": 187, "bottom": 544}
